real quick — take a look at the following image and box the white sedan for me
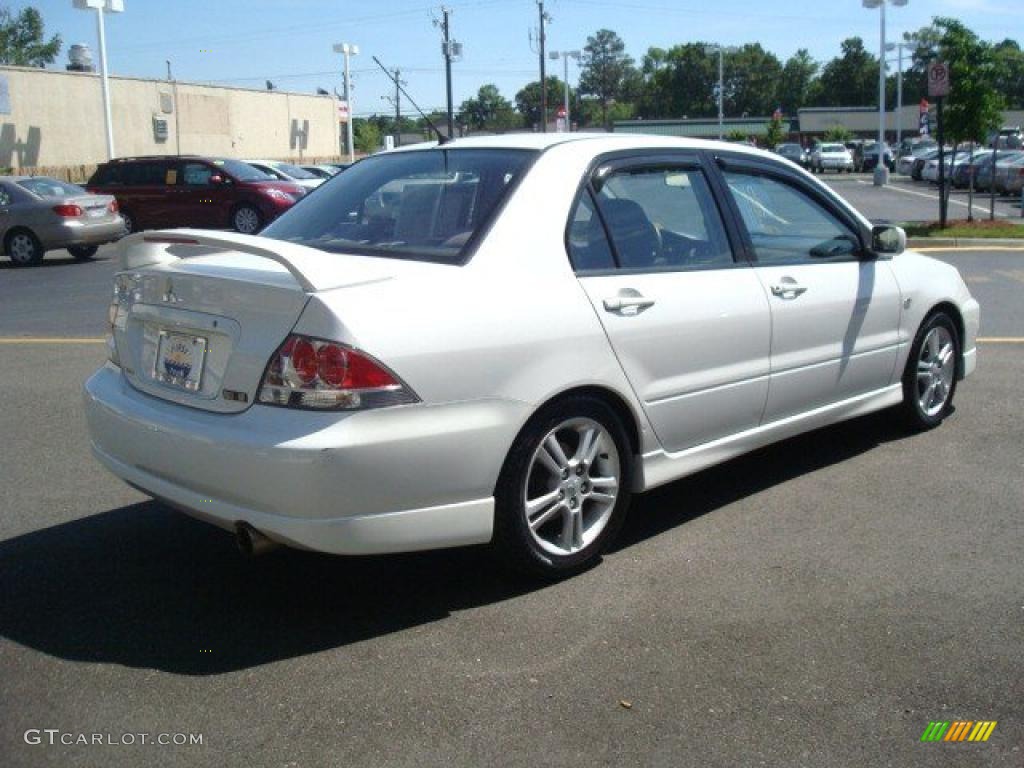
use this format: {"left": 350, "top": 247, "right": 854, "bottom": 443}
{"left": 84, "top": 134, "right": 979, "bottom": 577}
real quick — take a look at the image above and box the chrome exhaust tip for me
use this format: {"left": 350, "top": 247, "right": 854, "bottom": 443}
{"left": 235, "top": 522, "right": 280, "bottom": 557}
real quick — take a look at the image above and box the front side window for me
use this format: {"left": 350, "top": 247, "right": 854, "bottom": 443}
{"left": 261, "top": 149, "right": 536, "bottom": 264}
{"left": 723, "top": 171, "right": 861, "bottom": 264}
{"left": 591, "top": 165, "right": 733, "bottom": 270}
{"left": 181, "top": 163, "right": 214, "bottom": 186}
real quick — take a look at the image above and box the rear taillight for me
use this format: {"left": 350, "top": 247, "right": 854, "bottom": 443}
{"left": 108, "top": 200, "right": 119, "bottom": 214}
{"left": 258, "top": 334, "right": 418, "bottom": 411}
{"left": 53, "top": 204, "right": 84, "bottom": 217}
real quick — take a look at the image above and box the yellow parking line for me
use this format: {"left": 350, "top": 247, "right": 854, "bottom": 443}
{"left": 916, "top": 246, "right": 1024, "bottom": 253}
{"left": 0, "top": 338, "right": 105, "bottom": 344}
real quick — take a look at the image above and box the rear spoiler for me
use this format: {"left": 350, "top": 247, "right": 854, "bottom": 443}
{"left": 118, "top": 229, "right": 344, "bottom": 292}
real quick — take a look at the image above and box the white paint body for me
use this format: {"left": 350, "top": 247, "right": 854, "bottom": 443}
{"left": 83, "top": 134, "right": 980, "bottom": 555}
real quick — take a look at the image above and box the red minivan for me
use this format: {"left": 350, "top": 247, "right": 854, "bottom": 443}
{"left": 87, "top": 156, "right": 307, "bottom": 235}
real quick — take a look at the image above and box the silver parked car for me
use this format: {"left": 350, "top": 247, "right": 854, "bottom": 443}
{"left": 84, "top": 134, "right": 979, "bottom": 578}
{"left": 0, "top": 176, "right": 123, "bottom": 266}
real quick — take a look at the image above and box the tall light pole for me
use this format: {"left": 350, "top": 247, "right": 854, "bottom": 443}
{"left": 333, "top": 42, "right": 359, "bottom": 163}
{"left": 886, "top": 37, "right": 918, "bottom": 149}
{"left": 549, "top": 50, "right": 580, "bottom": 131}
{"left": 704, "top": 44, "right": 738, "bottom": 140}
{"left": 864, "top": 0, "right": 908, "bottom": 186}
{"left": 73, "top": 0, "right": 124, "bottom": 160}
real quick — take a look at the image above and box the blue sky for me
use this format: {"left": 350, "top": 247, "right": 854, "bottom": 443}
{"left": 30, "top": 0, "right": 1024, "bottom": 117}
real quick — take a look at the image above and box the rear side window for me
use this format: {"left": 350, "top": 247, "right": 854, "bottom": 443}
{"left": 89, "top": 164, "right": 121, "bottom": 186}
{"left": 123, "top": 162, "right": 169, "bottom": 186}
{"left": 590, "top": 166, "right": 734, "bottom": 270}
{"left": 567, "top": 190, "right": 615, "bottom": 271}
{"left": 261, "top": 148, "right": 536, "bottom": 264}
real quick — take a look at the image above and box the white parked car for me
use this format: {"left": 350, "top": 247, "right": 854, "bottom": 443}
{"left": 84, "top": 134, "right": 979, "bottom": 577}
{"left": 810, "top": 143, "right": 855, "bottom": 173}
{"left": 243, "top": 160, "right": 324, "bottom": 190}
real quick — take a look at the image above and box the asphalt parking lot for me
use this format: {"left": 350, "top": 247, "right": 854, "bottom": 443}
{"left": 823, "top": 173, "right": 1024, "bottom": 224}
{"left": 1, "top": 243, "right": 1021, "bottom": 767}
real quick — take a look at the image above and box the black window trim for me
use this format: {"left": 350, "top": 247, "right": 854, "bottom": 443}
{"left": 712, "top": 153, "right": 881, "bottom": 266}
{"left": 564, "top": 148, "right": 749, "bottom": 277}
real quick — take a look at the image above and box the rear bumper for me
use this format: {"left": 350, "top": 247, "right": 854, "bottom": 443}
{"left": 83, "top": 364, "right": 531, "bottom": 554}
{"left": 47, "top": 218, "right": 124, "bottom": 248}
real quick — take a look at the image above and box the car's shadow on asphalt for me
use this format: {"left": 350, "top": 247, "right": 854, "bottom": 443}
{"left": 0, "top": 410, "right": 909, "bottom": 676}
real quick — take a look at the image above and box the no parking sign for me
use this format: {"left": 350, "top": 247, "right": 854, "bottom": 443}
{"left": 928, "top": 62, "right": 950, "bottom": 98}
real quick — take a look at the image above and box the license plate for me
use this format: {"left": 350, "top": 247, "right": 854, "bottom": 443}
{"left": 87, "top": 207, "right": 106, "bottom": 218}
{"left": 155, "top": 331, "right": 207, "bottom": 391}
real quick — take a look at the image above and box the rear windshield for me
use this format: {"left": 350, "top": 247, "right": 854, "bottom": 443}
{"left": 261, "top": 148, "right": 537, "bottom": 264}
{"left": 211, "top": 159, "right": 274, "bottom": 182}
{"left": 18, "top": 178, "right": 86, "bottom": 198}
{"left": 273, "top": 162, "right": 317, "bottom": 179}
{"left": 820, "top": 144, "right": 844, "bottom": 153}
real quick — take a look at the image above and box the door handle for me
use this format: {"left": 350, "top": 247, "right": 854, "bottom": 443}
{"left": 771, "top": 282, "right": 808, "bottom": 299}
{"left": 603, "top": 295, "right": 655, "bottom": 314}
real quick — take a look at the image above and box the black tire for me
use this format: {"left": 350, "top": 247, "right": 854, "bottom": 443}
{"left": 120, "top": 210, "right": 137, "bottom": 235}
{"left": 5, "top": 229, "right": 43, "bottom": 266}
{"left": 232, "top": 205, "right": 262, "bottom": 235}
{"left": 493, "top": 395, "right": 633, "bottom": 579}
{"left": 68, "top": 245, "right": 99, "bottom": 261}
{"left": 900, "top": 311, "right": 960, "bottom": 431}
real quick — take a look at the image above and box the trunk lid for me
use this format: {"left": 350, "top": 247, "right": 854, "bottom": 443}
{"left": 113, "top": 230, "right": 395, "bottom": 413}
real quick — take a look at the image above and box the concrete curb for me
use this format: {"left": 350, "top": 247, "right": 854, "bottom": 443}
{"left": 907, "top": 237, "right": 1024, "bottom": 249}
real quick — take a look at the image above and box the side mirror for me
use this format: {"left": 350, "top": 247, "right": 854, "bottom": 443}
{"left": 209, "top": 174, "right": 224, "bottom": 185}
{"left": 871, "top": 224, "right": 906, "bottom": 256}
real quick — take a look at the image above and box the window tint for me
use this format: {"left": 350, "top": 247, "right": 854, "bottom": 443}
{"left": 592, "top": 166, "right": 733, "bottom": 270}
{"left": 124, "top": 162, "right": 169, "bottom": 186}
{"left": 181, "top": 162, "right": 213, "bottom": 186}
{"left": 723, "top": 171, "right": 861, "bottom": 264}
{"left": 567, "top": 190, "right": 615, "bottom": 271}
{"left": 261, "top": 148, "right": 535, "bottom": 264}
{"left": 89, "top": 164, "right": 121, "bottom": 186}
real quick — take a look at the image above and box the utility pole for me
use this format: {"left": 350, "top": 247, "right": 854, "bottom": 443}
{"left": 537, "top": 1, "right": 548, "bottom": 132}
{"left": 441, "top": 7, "right": 455, "bottom": 140}
{"left": 394, "top": 69, "right": 402, "bottom": 147}
{"left": 333, "top": 43, "right": 359, "bottom": 163}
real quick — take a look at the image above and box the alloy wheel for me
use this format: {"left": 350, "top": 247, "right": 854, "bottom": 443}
{"left": 916, "top": 326, "right": 956, "bottom": 417}
{"left": 234, "top": 207, "right": 261, "bottom": 234}
{"left": 523, "top": 417, "right": 620, "bottom": 557}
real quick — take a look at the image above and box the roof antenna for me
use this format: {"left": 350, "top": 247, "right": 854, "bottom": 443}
{"left": 372, "top": 56, "right": 449, "bottom": 145}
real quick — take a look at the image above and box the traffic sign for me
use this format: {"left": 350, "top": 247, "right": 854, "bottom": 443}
{"left": 337, "top": 100, "right": 350, "bottom": 122}
{"left": 928, "top": 61, "right": 950, "bottom": 98}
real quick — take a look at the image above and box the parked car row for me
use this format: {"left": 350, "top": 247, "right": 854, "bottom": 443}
{"left": 897, "top": 142, "right": 1024, "bottom": 196}
{"left": 2, "top": 156, "right": 351, "bottom": 266}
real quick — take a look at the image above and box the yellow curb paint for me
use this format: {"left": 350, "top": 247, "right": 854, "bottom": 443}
{"left": 0, "top": 338, "right": 105, "bottom": 344}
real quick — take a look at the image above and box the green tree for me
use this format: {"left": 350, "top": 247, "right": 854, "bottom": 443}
{"left": 579, "top": 29, "right": 638, "bottom": 128}
{"left": 823, "top": 125, "right": 853, "bottom": 142}
{"left": 636, "top": 43, "right": 716, "bottom": 119}
{"left": 931, "top": 17, "right": 1005, "bottom": 145}
{"left": 778, "top": 49, "right": 819, "bottom": 113}
{"left": 815, "top": 37, "right": 878, "bottom": 107}
{"left": 353, "top": 120, "right": 381, "bottom": 154}
{"left": 515, "top": 76, "right": 566, "bottom": 128}
{"left": 459, "top": 83, "right": 521, "bottom": 132}
{"left": 992, "top": 39, "right": 1024, "bottom": 109}
{"left": 0, "top": 6, "right": 61, "bottom": 67}
{"left": 764, "top": 114, "right": 785, "bottom": 149}
{"left": 724, "top": 44, "right": 783, "bottom": 117}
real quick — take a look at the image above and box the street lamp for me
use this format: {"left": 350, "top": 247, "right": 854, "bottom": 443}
{"left": 333, "top": 42, "right": 359, "bottom": 163}
{"left": 863, "top": 0, "right": 908, "bottom": 186}
{"left": 704, "top": 44, "right": 739, "bottom": 140}
{"left": 886, "top": 36, "right": 918, "bottom": 149}
{"left": 73, "top": 0, "right": 124, "bottom": 160}
{"left": 548, "top": 50, "right": 581, "bottom": 132}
